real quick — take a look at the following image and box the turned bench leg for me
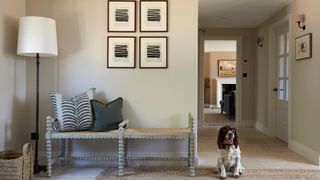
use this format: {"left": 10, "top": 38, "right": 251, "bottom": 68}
{"left": 188, "top": 134, "right": 195, "bottom": 177}
{"left": 60, "top": 139, "right": 67, "bottom": 167}
{"left": 118, "top": 136, "right": 124, "bottom": 176}
{"left": 46, "top": 138, "right": 52, "bottom": 177}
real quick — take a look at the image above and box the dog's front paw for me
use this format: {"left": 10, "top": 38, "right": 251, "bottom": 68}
{"left": 220, "top": 172, "right": 227, "bottom": 179}
{"left": 233, "top": 172, "right": 240, "bottom": 178}
{"left": 220, "top": 176, "right": 227, "bottom": 180}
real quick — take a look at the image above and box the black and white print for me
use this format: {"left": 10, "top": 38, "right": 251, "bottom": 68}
{"left": 140, "top": 37, "right": 167, "bottom": 68}
{"left": 115, "top": 8, "right": 129, "bottom": 22}
{"left": 108, "top": 37, "right": 136, "bottom": 68}
{"left": 108, "top": 1, "right": 136, "bottom": 32}
{"left": 147, "top": 8, "right": 161, "bottom": 22}
{"left": 140, "top": 0, "right": 167, "bottom": 32}
{"left": 146, "top": 44, "right": 161, "bottom": 62}
{"left": 114, "top": 44, "right": 128, "bottom": 58}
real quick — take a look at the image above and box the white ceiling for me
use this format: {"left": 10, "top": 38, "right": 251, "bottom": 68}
{"left": 199, "top": 0, "right": 293, "bottom": 28}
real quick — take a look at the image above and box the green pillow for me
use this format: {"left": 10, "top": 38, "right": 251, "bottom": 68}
{"left": 90, "top": 98, "right": 123, "bottom": 132}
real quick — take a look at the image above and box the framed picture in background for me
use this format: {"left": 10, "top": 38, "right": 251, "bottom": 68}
{"left": 107, "top": 37, "right": 136, "bottom": 68}
{"left": 218, "top": 60, "right": 236, "bottom": 77}
{"left": 295, "top": 33, "right": 312, "bottom": 60}
{"left": 140, "top": 0, "right": 168, "bottom": 32}
{"left": 108, "top": 0, "right": 136, "bottom": 32}
{"left": 139, "top": 37, "right": 167, "bottom": 68}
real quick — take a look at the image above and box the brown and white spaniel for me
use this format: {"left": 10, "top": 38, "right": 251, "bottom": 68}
{"left": 216, "top": 126, "right": 244, "bottom": 179}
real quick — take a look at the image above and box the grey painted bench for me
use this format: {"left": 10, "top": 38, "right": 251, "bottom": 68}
{"left": 45, "top": 116, "right": 129, "bottom": 177}
{"left": 119, "top": 114, "right": 196, "bottom": 177}
{"left": 45, "top": 114, "right": 195, "bottom": 177}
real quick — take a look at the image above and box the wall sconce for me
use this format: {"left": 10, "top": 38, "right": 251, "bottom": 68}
{"left": 257, "top": 37, "right": 264, "bottom": 47}
{"left": 295, "top": 14, "right": 306, "bottom": 30}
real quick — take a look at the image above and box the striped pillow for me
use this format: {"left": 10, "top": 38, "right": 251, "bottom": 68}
{"left": 49, "top": 88, "right": 96, "bottom": 131}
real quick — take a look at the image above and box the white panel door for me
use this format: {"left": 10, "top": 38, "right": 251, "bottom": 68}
{"left": 276, "top": 25, "right": 289, "bottom": 143}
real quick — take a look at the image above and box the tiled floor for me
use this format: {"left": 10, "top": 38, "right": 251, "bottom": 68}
{"left": 35, "top": 127, "right": 318, "bottom": 179}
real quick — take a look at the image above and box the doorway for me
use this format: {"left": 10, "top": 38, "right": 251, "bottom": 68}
{"left": 203, "top": 40, "right": 237, "bottom": 127}
{"left": 275, "top": 23, "right": 289, "bottom": 142}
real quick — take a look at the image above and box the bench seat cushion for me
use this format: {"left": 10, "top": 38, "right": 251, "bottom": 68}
{"left": 124, "top": 128, "right": 191, "bottom": 139}
{"left": 50, "top": 129, "right": 120, "bottom": 139}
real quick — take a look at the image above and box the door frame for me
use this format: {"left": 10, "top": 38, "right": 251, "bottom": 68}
{"left": 267, "top": 14, "right": 293, "bottom": 141}
{"left": 198, "top": 35, "right": 243, "bottom": 128}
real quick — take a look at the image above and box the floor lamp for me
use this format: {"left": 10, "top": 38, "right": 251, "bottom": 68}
{"left": 17, "top": 16, "right": 58, "bottom": 174}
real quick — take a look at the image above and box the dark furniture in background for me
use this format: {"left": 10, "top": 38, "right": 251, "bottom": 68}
{"left": 221, "top": 93, "right": 235, "bottom": 117}
{"left": 219, "top": 84, "right": 236, "bottom": 118}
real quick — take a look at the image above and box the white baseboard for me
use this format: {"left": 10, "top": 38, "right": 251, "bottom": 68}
{"left": 289, "top": 139, "right": 320, "bottom": 166}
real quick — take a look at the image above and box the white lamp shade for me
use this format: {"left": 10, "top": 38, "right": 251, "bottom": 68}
{"left": 17, "top": 16, "right": 58, "bottom": 57}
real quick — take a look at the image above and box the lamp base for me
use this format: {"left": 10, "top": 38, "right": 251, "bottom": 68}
{"left": 34, "top": 164, "right": 47, "bottom": 174}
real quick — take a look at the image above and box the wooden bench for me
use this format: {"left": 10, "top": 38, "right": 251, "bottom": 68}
{"left": 45, "top": 114, "right": 195, "bottom": 177}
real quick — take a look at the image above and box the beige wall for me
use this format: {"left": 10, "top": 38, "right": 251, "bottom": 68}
{"left": 199, "top": 29, "right": 256, "bottom": 127}
{"left": 256, "top": 0, "right": 320, "bottom": 165}
{"left": 26, "top": 0, "right": 198, "bottom": 158}
{"left": 0, "top": 0, "right": 27, "bottom": 150}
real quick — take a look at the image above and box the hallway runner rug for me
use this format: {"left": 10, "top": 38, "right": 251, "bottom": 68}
{"left": 96, "top": 167, "right": 320, "bottom": 180}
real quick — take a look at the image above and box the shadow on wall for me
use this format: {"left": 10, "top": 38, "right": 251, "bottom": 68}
{"left": 55, "top": 13, "right": 82, "bottom": 58}
{"left": 3, "top": 15, "right": 29, "bottom": 150}
{"left": 3, "top": 15, "right": 18, "bottom": 56}
{"left": 5, "top": 97, "right": 29, "bottom": 150}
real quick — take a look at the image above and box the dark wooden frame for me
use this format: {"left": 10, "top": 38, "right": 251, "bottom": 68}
{"left": 295, "top": 33, "right": 312, "bottom": 60}
{"left": 139, "top": 36, "right": 168, "bottom": 69}
{"left": 218, "top": 60, "right": 236, "bottom": 77}
{"left": 107, "top": 0, "right": 136, "bottom": 32}
{"left": 107, "top": 36, "right": 136, "bottom": 68}
{"left": 140, "top": 0, "right": 168, "bottom": 32}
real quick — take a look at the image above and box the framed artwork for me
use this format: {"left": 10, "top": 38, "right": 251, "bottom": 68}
{"left": 140, "top": 0, "right": 168, "bottom": 32}
{"left": 139, "top": 37, "right": 168, "bottom": 68}
{"left": 107, "top": 36, "right": 136, "bottom": 68}
{"left": 295, "top": 33, "right": 312, "bottom": 60}
{"left": 108, "top": 0, "right": 136, "bottom": 32}
{"left": 218, "top": 60, "right": 236, "bottom": 77}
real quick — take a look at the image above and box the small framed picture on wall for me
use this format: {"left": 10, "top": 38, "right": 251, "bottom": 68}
{"left": 140, "top": 0, "right": 168, "bottom": 32}
{"left": 107, "top": 36, "right": 136, "bottom": 68}
{"left": 295, "top": 33, "right": 312, "bottom": 60}
{"left": 108, "top": 0, "right": 136, "bottom": 32}
{"left": 139, "top": 37, "right": 167, "bottom": 68}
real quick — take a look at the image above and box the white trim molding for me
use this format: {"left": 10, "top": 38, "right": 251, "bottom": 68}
{"left": 289, "top": 140, "right": 320, "bottom": 166}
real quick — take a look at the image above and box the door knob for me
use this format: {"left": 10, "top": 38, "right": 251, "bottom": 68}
{"left": 273, "top": 88, "right": 278, "bottom": 91}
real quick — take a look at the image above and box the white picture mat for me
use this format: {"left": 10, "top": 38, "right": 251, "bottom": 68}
{"left": 108, "top": 37, "right": 135, "bottom": 67}
{"left": 108, "top": 1, "right": 135, "bottom": 31}
{"left": 140, "top": 38, "right": 167, "bottom": 67}
{"left": 140, "top": 1, "right": 167, "bottom": 31}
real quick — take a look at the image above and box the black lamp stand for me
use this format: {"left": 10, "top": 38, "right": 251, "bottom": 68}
{"left": 32, "top": 53, "right": 47, "bottom": 174}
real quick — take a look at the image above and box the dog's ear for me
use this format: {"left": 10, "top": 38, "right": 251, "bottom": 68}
{"left": 217, "top": 127, "right": 225, "bottom": 149}
{"left": 233, "top": 128, "right": 239, "bottom": 148}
